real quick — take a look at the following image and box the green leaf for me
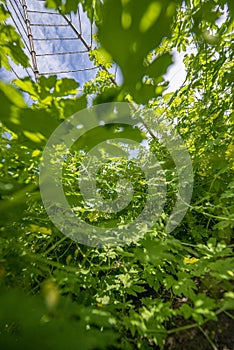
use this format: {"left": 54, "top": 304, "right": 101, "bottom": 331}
{"left": 0, "top": 23, "right": 29, "bottom": 69}
{"left": 0, "top": 184, "right": 38, "bottom": 226}
{"left": 98, "top": 0, "right": 179, "bottom": 103}
{"left": 0, "top": 289, "right": 116, "bottom": 350}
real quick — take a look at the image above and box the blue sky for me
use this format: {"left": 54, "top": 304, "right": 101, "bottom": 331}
{"left": 1, "top": 0, "right": 100, "bottom": 86}
{"left": 1, "top": 1, "right": 228, "bottom": 93}
{"left": 1, "top": 0, "right": 188, "bottom": 93}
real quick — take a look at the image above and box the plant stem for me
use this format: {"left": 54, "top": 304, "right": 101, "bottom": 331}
{"left": 198, "top": 325, "right": 218, "bottom": 350}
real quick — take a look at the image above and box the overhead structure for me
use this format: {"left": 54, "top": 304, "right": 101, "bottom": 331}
{"left": 5, "top": 0, "right": 117, "bottom": 85}
{"left": 21, "top": 0, "right": 40, "bottom": 82}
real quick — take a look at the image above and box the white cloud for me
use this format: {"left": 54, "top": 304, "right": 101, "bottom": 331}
{"left": 1, "top": 0, "right": 189, "bottom": 94}
{"left": 2, "top": 0, "right": 98, "bottom": 86}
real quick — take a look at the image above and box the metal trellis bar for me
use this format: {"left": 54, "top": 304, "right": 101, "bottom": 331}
{"left": 21, "top": 0, "right": 40, "bottom": 82}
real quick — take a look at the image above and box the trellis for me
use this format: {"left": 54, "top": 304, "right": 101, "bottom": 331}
{"left": 6, "top": 0, "right": 117, "bottom": 85}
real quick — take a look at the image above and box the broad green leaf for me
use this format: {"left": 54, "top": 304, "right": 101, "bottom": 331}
{"left": 98, "top": 0, "right": 180, "bottom": 103}
{"left": 0, "top": 184, "right": 38, "bottom": 226}
{"left": 0, "top": 23, "right": 29, "bottom": 69}
{"left": 0, "top": 81, "right": 60, "bottom": 146}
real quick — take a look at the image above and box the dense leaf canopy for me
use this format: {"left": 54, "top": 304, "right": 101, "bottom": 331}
{"left": 0, "top": 0, "right": 234, "bottom": 348}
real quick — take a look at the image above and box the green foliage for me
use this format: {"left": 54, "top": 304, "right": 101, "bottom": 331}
{"left": 98, "top": 0, "right": 180, "bottom": 103}
{"left": 0, "top": 1, "right": 29, "bottom": 69}
{"left": 0, "top": 289, "right": 116, "bottom": 350}
{"left": 45, "top": 0, "right": 102, "bottom": 21}
{"left": 0, "top": 0, "right": 234, "bottom": 349}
